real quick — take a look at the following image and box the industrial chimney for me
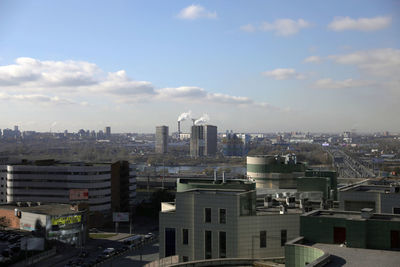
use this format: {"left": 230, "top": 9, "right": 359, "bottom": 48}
{"left": 178, "top": 121, "right": 181, "bottom": 140}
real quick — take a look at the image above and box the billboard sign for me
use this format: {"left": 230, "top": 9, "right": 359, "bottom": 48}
{"left": 51, "top": 215, "right": 82, "bottom": 226}
{"left": 69, "top": 189, "right": 89, "bottom": 200}
{"left": 113, "top": 212, "right": 129, "bottom": 222}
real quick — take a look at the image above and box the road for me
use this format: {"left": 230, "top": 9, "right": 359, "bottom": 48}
{"left": 101, "top": 242, "right": 159, "bottom": 267}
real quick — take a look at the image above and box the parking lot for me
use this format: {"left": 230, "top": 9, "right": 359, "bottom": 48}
{"left": 0, "top": 229, "right": 29, "bottom": 265}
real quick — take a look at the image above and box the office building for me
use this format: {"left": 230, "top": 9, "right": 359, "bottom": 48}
{"left": 105, "top": 126, "right": 111, "bottom": 138}
{"left": 159, "top": 178, "right": 301, "bottom": 262}
{"left": 190, "top": 125, "right": 217, "bottom": 157}
{"left": 156, "top": 126, "right": 169, "bottom": 154}
{"left": 339, "top": 183, "right": 400, "bottom": 214}
{"left": 222, "top": 132, "right": 244, "bottom": 157}
{"left": 4, "top": 160, "right": 137, "bottom": 224}
{"left": 247, "top": 155, "right": 306, "bottom": 189}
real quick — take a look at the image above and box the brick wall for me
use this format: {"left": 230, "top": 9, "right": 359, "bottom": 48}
{"left": 0, "top": 208, "right": 20, "bottom": 229}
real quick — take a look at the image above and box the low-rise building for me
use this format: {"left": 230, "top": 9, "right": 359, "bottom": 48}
{"left": 159, "top": 178, "right": 301, "bottom": 262}
{"left": 300, "top": 209, "right": 400, "bottom": 250}
{"left": 0, "top": 203, "right": 88, "bottom": 246}
{"left": 339, "top": 183, "right": 400, "bottom": 214}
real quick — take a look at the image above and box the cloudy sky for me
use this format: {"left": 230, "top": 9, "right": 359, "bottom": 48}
{"left": 0, "top": 0, "right": 399, "bottom": 133}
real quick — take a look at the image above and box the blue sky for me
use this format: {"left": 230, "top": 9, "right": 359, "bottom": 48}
{"left": 0, "top": 0, "right": 399, "bottom": 133}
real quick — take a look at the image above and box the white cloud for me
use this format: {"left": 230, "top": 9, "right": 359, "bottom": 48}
{"left": 328, "top": 48, "right": 400, "bottom": 77}
{"left": 304, "top": 56, "right": 321, "bottom": 63}
{"left": 0, "top": 57, "right": 280, "bottom": 110}
{"left": 313, "top": 78, "right": 373, "bottom": 89}
{"left": 262, "top": 68, "right": 305, "bottom": 80}
{"left": 260, "top": 19, "right": 310, "bottom": 36}
{"left": 240, "top": 24, "right": 256, "bottom": 33}
{"left": 177, "top": 5, "right": 217, "bottom": 20}
{"left": 328, "top": 16, "right": 391, "bottom": 32}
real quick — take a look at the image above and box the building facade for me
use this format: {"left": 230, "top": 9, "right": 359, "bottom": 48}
{"left": 159, "top": 178, "right": 300, "bottom": 262}
{"left": 300, "top": 209, "right": 400, "bottom": 250}
{"left": 190, "top": 125, "right": 217, "bottom": 158}
{"left": 156, "top": 126, "right": 169, "bottom": 154}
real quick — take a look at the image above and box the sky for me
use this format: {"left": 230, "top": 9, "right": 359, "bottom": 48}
{"left": 0, "top": 0, "right": 399, "bottom": 133}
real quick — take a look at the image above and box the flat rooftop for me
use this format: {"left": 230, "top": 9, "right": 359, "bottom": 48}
{"left": 304, "top": 210, "right": 400, "bottom": 222}
{"left": 339, "top": 184, "right": 398, "bottom": 194}
{"left": 0, "top": 203, "right": 84, "bottom": 216}
{"left": 313, "top": 243, "right": 400, "bottom": 267}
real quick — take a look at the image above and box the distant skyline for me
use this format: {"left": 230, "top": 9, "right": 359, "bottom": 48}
{"left": 0, "top": 0, "right": 399, "bottom": 133}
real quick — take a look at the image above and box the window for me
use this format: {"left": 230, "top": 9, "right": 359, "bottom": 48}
{"left": 165, "top": 228, "right": 176, "bottom": 257}
{"left": 205, "top": 208, "right": 211, "bottom": 223}
{"left": 219, "top": 209, "right": 226, "bottom": 224}
{"left": 260, "top": 231, "right": 266, "bottom": 248}
{"left": 182, "top": 229, "right": 188, "bottom": 245}
{"left": 393, "top": 208, "right": 400, "bottom": 214}
{"left": 281, "top": 230, "right": 287, "bottom": 246}
{"left": 205, "top": 230, "right": 212, "bottom": 259}
{"left": 219, "top": 231, "right": 226, "bottom": 258}
{"left": 182, "top": 256, "right": 189, "bottom": 262}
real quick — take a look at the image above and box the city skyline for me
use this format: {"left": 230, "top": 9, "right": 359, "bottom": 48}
{"left": 0, "top": 0, "right": 399, "bottom": 133}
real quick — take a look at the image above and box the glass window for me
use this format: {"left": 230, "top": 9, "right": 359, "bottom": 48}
{"left": 205, "top": 231, "right": 212, "bottom": 259}
{"left": 260, "top": 231, "right": 266, "bottom": 248}
{"left": 182, "top": 229, "right": 188, "bottom": 245}
{"left": 219, "top": 209, "right": 226, "bottom": 224}
{"left": 182, "top": 256, "right": 188, "bottom": 262}
{"left": 219, "top": 231, "right": 226, "bottom": 258}
{"left": 281, "top": 230, "right": 287, "bottom": 246}
{"left": 205, "top": 208, "right": 211, "bottom": 223}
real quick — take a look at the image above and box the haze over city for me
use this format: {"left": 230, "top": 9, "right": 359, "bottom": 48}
{"left": 1, "top": 0, "right": 399, "bottom": 133}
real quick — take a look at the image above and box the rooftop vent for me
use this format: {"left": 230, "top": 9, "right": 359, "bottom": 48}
{"left": 361, "top": 208, "right": 373, "bottom": 219}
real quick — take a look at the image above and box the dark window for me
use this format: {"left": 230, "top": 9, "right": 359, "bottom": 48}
{"left": 219, "top": 231, "right": 226, "bottom": 258}
{"left": 205, "top": 231, "right": 212, "bottom": 259}
{"left": 182, "top": 229, "right": 188, "bottom": 245}
{"left": 219, "top": 209, "right": 226, "bottom": 224}
{"left": 182, "top": 256, "right": 189, "bottom": 262}
{"left": 205, "top": 208, "right": 211, "bottom": 223}
{"left": 165, "top": 228, "right": 176, "bottom": 257}
{"left": 281, "top": 230, "right": 287, "bottom": 246}
{"left": 260, "top": 231, "right": 266, "bottom": 248}
{"left": 393, "top": 208, "right": 400, "bottom": 214}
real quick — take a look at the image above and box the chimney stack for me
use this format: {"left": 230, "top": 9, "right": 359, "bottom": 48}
{"left": 178, "top": 121, "right": 181, "bottom": 140}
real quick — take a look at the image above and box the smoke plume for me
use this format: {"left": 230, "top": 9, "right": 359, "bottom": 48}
{"left": 194, "top": 114, "right": 210, "bottom": 125}
{"left": 178, "top": 110, "right": 192, "bottom": 122}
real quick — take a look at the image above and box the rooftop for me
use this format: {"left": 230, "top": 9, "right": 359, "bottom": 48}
{"left": 0, "top": 203, "right": 85, "bottom": 216}
{"left": 303, "top": 209, "right": 400, "bottom": 222}
{"left": 313, "top": 243, "right": 400, "bottom": 267}
{"left": 340, "top": 184, "right": 400, "bottom": 194}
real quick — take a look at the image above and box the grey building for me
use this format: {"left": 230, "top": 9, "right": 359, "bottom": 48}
{"left": 159, "top": 178, "right": 301, "bottom": 262}
{"left": 156, "top": 126, "right": 169, "bottom": 154}
{"left": 190, "top": 125, "right": 217, "bottom": 157}
{"left": 339, "top": 183, "right": 400, "bottom": 214}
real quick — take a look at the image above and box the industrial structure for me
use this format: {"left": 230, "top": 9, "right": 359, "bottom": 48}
{"left": 156, "top": 126, "right": 169, "bottom": 154}
{"left": 247, "top": 155, "right": 306, "bottom": 189}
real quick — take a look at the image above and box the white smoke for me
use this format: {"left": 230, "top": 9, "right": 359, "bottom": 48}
{"left": 194, "top": 114, "right": 210, "bottom": 125}
{"left": 178, "top": 110, "right": 192, "bottom": 122}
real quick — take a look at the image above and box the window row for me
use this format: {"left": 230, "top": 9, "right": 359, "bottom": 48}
{"left": 204, "top": 208, "right": 226, "bottom": 224}
{"left": 259, "top": 229, "right": 287, "bottom": 248}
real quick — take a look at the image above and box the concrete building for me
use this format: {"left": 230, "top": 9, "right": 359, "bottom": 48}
{"left": 190, "top": 125, "right": 217, "bottom": 158}
{"left": 222, "top": 132, "right": 244, "bottom": 157}
{"left": 156, "top": 126, "right": 169, "bottom": 154}
{"left": 0, "top": 203, "right": 88, "bottom": 246}
{"left": 339, "top": 183, "right": 400, "bottom": 214}
{"left": 159, "top": 178, "right": 301, "bottom": 262}
{"left": 111, "top": 161, "right": 137, "bottom": 212}
{"left": 300, "top": 209, "right": 400, "bottom": 250}
{"left": 247, "top": 155, "right": 306, "bottom": 189}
